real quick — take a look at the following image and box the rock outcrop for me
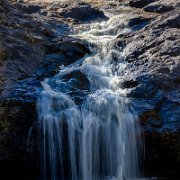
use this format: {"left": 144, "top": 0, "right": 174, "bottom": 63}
{"left": 0, "top": 0, "right": 179, "bottom": 179}
{"left": 117, "top": 0, "right": 180, "bottom": 177}
{"left": 0, "top": 0, "right": 94, "bottom": 178}
{"left": 129, "top": 0, "right": 156, "bottom": 8}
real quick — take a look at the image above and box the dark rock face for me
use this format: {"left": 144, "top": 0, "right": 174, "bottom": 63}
{"left": 0, "top": 0, "right": 179, "bottom": 179}
{"left": 61, "top": 70, "right": 90, "bottom": 91}
{"left": 59, "top": 70, "right": 90, "bottom": 104}
{"left": 0, "top": 1, "right": 91, "bottom": 178}
{"left": 128, "top": 16, "right": 152, "bottom": 31}
{"left": 143, "top": 132, "right": 180, "bottom": 178}
{"left": 121, "top": 80, "right": 139, "bottom": 89}
{"left": 37, "top": 41, "right": 90, "bottom": 79}
{"left": 144, "top": 3, "right": 174, "bottom": 13}
{"left": 117, "top": 1, "right": 180, "bottom": 176}
{"left": 129, "top": 0, "right": 178, "bottom": 14}
{"left": 0, "top": 99, "right": 38, "bottom": 179}
{"left": 129, "top": 0, "right": 156, "bottom": 8}
{"left": 16, "top": 3, "right": 42, "bottom": 14}
{"left": 59, "top": 2, "right": 108, "bottom": 22}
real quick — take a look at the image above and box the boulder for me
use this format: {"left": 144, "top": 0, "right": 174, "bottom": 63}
{"left": 37, "top": 41, "right": 90, "bottom": 79}
{"left": 128, "top": 16, "right": 152, "bottom": 31}
{"left": 48, "top": 70, "right": 91, "bottom": 105}
{"left": 129, "top": 0, "right": 156, "bottom": 8}
{"left": 59, "top": 2, "right": 108, "bottom": 22}
{"left": 144, "top": 2, "right": 174, "bottom": 13}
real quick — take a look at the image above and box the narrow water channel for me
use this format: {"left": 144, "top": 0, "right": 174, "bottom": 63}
{"left": 37, "top": 13, "right": 142, "bottom": 180}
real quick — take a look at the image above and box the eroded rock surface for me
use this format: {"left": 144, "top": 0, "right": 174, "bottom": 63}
{"left": 129, "top": 0, "right": 156, "bottom": 8}
{"left": 116, "top": 0, "right": 180, "bottom": 177}
{"left": 0, "top": 0, "right": 179, "bottom": 179}
{"left": 0, "top": 0, "right": 92, "bottom": 178}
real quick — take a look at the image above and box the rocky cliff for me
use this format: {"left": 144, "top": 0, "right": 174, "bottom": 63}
{"left": 0, "top": 0, "right": 179, "bottom": 179}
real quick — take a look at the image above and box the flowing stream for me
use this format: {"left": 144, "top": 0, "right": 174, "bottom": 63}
{"left": 37, "top": 13, "right": 142, "bottom": 180}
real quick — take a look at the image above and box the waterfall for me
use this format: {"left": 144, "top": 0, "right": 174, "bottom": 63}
{"left": 37, "top": 14, "right": 142, "bottom": 180}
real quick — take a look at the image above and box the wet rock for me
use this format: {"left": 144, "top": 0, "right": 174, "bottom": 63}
{"left": 63, "top": 2, "right": 180, "bottom": 173}
{"left": 0, "top": 0, "right": 72, "bottom": 176}
{"left": 59, "top": 2, "right": 108, "bottom": 22}
{"left": 61, "top": 70, "right": 90, "bottom": 91}
{"left": 0, "top": 0, "right": 179, "bottom": 178}
{"left": 51, "top": 41, "right": 90, "bottom": 60}
{"left": 144, "top": 2, "right": 174, "bottom": 13}
{"left": 1, "top": 78, "right": 42, "bottom": 102}
{"left": 121, "top": 80, "right": 139, "bottom": 89}
{"left": 2, "top": 41, "right": 45, "bottom": 81}
{"left": 0, "top": 78, "right": 41, "bottom": 174}
{"left": 129, "top": 0, "right": 156, "bottom": 8}
{"left": 41, "top": 27, "right": 55, "bottom": 38}
{"left": 48, "top": 70, "right": 91, "bottom": 105}
{"left": 154, "top": 10, "right": 180, "bottom": 29}
{"left": 139, "top": 109, "right": 162, "bottom": 128}
{"left": 0, "top": 98, "right": 38, "bottom": 179}
{"left": 115, "top": 2, "right": 180, "bottom": 174}
{"left": 36, "top": 53, "right": 65, "bottom": 79}
{"left": 37, "top": 41, "right": 90, "bottom": 79}
{"left": 128, "top": 16, "right": 152, "bottom": 30}
{"left": 144, "top": 132, "right": 180, "bottom": 178}
{"left": 15, "top": 3, "right": 42, "bottom": 14}
{"left": 0, "top": 0, "right": 8, "bottom": 9}
{"left": 129, "top": 83, "right": 157, "bottom": 98}
{"left": 62, "top": 70, "right": 91, "bottom": 104}
{"left": 25, "top": 5, "right": 42, "bottom": 14}
{"left": 0, "top": 42, "right": 7, "bottom": 61}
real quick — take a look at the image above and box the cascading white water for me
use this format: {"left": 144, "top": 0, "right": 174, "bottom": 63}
{"left": 37, "top": 14, "right": 142, "bottom": 180}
